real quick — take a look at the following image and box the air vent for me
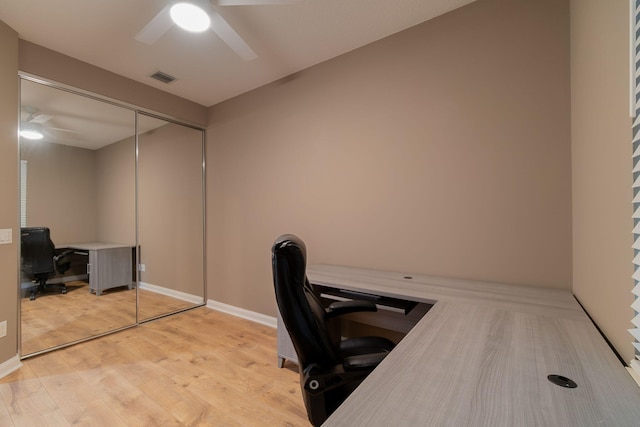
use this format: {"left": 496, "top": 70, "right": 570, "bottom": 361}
{"left": 150, "top": 71, "right": 176, "bottom": 84}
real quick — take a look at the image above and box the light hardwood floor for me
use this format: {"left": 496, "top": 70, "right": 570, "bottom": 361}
{"left": 21, "top": 281, "right": 201, "bottom": 356}
{"left": 2, "top": 307, "right": 308, "bottom": 426}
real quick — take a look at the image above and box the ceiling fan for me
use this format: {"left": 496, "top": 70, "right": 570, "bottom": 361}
{"left": 20, "top": 107, "right": 77, "bottom": 141}
{"left": 135, "top": 0, "right": 302, "bottom": 60}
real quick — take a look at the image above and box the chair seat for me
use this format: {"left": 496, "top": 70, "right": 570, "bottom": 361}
{"left": 339, "top": 336, "right": 395, "bottom": 357}
{"left": 343, "top": 352, "right": 389, "bottom": 370}
{"left": 339, "top": 336, "right": 394, "bottom": 370}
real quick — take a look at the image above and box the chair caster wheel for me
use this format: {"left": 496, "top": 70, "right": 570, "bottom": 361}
{"left": 61, "top": 289, "right": 67, "bottom": 294}
{"left": 30, "top": 294, "right": 35, "bottom": 301}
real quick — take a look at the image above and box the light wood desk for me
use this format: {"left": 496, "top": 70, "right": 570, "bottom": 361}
{"left": 302, "top": 265, "right": 640, "bottom": 426}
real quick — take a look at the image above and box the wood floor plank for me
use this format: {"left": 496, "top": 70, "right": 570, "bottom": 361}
{"left": 136, "top": 371, "right": 226, "bottom": 425}
{"left": 0, "top": 377, "right": 69, "bottom": 426}
{"left": 26, "top": 351, "right": 128, "bottom": 427}
{"left": 20, "top": 281, "right": 200, "bottom": 356}
{"left": 2, "top": 307, "right": 308, "bottom": 426}
{"left": 40, "top": 373, "right": 128, "bottom": 427}
{"left": 20, "top": 281, "right": 137, "bottom": 356}
{"left": 0, "top": 397, "right": 14, "bottom": 427}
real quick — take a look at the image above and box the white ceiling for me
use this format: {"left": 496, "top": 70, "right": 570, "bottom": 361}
{"left": 0, "top": 0, "right": 476, "bottom": 107}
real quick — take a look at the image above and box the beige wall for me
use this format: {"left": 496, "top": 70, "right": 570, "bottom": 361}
{"left": 138, "top": 123, "right": 204, "bottom": 296}
{"left": 207, "top": 0, "right": 572, "bottom": 316}
{"left": 20, "top": 140, "right": 97, "bottom": 244}
{"left": 21, "top": 137, "right": 136, "bottom": 246}
{"left": 571, "top": 0, "right": 634, "bottom": 363}
{"left": 0, "top": 20, "right": 19, "bottom": 365}
{"left": 96, "top": 138, "right": 136, "bottom": 245}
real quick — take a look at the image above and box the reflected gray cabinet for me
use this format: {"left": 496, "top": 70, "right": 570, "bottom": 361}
{"left": 67, "top": 243, "right": 133, "bottom": 296}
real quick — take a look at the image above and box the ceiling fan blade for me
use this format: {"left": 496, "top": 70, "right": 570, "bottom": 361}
{"left": 216, "top": 0, "right": 302, "bottom": 4}
{"left": 30, "top": 114, "right": 53, "bottom": 124}
{"left": 135, "top": 5, "right": 174, "bottom": 45}
{"left": 209, "top": 12, "right": 257, "bottom": 60}
{"left": 48, "top": 127, "right": 80, "bottom": 134}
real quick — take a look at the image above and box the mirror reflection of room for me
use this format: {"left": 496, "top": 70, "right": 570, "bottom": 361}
{"left": 19, "top": 78, "right": 137, "bottom": 356}
{"left": 19, "top": 77, "right": 207, "bottom": 358}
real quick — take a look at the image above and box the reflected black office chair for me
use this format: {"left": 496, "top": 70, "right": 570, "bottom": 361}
{"left": 272, "top": 234, "right": 395, "bottom": 426}
{"left": 21, "top": 227, "right": 72, "bottom": 300}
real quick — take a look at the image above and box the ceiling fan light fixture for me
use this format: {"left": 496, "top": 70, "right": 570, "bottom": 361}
{"left": 170, "top": 3, "right": 211, "bottom": 33}
{"left": 20, "top": 123, "right": 44, "bottom": 140}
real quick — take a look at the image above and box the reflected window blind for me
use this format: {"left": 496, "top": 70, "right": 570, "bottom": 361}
{"left": 630, "top": 0, "right": 640, "bottom": 375}
{"left": 20, "top": 160, "right": 27, "bottom": 228}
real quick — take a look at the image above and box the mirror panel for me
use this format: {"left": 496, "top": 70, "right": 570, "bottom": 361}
{"left": 20, "top": 79, "right": 137, "bottom": 356}
{"left": 137, "top": 114, "right": 205, "bottom": 321}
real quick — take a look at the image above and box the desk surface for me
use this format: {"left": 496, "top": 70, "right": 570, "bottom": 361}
{"left": 61, "top": 242, "right": 131, "bottom": 251}
{"left": 307, "top": 265, "right": 640, "bottom": 426}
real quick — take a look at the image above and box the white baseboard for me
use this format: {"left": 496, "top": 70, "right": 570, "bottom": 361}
{"left": 0, "top": 355, "right": 22, "bottom": 380}
{"left": 139, "top": 282, "right": 203, "bottom": 305}
{"left": 206, "top": 299, "right": 277, "bottom": 329}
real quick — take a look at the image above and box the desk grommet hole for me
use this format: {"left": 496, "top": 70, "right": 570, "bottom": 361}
{"left": 547, "top": 374, "right": 577, "bottom": 388}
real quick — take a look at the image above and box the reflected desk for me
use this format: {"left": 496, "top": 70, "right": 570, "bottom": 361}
{"left": 62, "top": 242, "right": 133, "bottom": 296}
{"left": 301, "top": 265, "right": 640, "bottom": 426}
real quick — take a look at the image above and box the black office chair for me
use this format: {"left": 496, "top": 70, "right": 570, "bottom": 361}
{"left": 21, "top": 227, "right": 72, "bottom": 300}
{"left": 272, "top": 234, "right": 395, "bottom": 426}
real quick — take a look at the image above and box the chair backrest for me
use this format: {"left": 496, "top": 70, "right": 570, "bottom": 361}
{"left": 272, "top": 234, "right": 339, "bottom": 369}
{"left": 21, "top": 227, "right": 56, "bottom": 276}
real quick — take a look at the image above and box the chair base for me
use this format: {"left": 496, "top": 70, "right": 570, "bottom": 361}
{"left": 302, "top": 363, "right": 374, "bottom": 426}
{"left": 29, "top": 279, "right": 67, "bottom": 300}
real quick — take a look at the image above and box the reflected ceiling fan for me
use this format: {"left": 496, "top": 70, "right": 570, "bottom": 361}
{"left": 20, "top": 107, "right": 78, "bottom": 141}
{"left": 135, "top": 0, "right": 302, "bottom": 60}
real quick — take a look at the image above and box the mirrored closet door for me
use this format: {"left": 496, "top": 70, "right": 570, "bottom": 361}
{"left": 137, "top": 113, "right": 206, "bottom": 321}
{"left": 19, "top": 78, "right": 137, "bottom": 356}
{"left": 19, "top": 77, "right": 206, "bottom": 357}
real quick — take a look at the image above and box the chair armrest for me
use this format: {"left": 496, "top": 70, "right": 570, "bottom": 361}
{"left": 53, "top": 249, "right": 74, "bottom": 261}
{"left": 325, "top": 300, "right": 377, "bottom": 319}
{"left": 53, "top": 250, "right": 74, "bottom": 275}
